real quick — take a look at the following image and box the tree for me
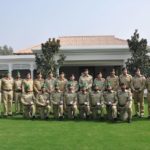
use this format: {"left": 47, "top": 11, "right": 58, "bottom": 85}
{"left": 126, "top": 30, "right": 150, "bottom": 76}
{"left": 35, "top": 38, "right": 66, "bottom": 77}
{"left": 0, "top": 45, "right": 13, "bottom": 55}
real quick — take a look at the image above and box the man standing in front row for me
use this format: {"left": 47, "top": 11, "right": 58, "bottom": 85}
{"left": 1, "top": 72, "right": 14, "bottom": 116}
{"left": 131, "top": 68, "right": 146, "bottom": 118}
{"left": 146, "top": 74, "right": 150, "bottom": 119}
{"left": 117, "top": 83, "right": 132, "bottom": 123}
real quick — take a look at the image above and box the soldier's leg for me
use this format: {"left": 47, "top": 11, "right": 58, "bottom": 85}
{"left": 18, "top": 93, "right": 23, "bottom": 113}
{"left": 91, "top": 107, "right": 97, "bottom": 119}
{"left": 39, "top": 107, "right": 45, "bottom": 119}
{"left": 2, "top": 91, "right": 8, "bottom": 116}
{"left": 100, "top": 105, "right": 105, "bottom": 118}
{"left": 79, "top": 106, "right": 84, "bottom": 119}
{"left": 59, "top": 105, "right": 63, "bottom": 117}
{"left": 73, "top": 105, "right": 78, "bottom": 118}
{"left": 133, "top": 92, "right": 140, "bottom": 116}
{"left": 112, "top": 105, "right": 117, "bottom": 119}
{"left": 23, "top": 106, "right": 28, "bottom": 118}
{"left": 53, "top": 105, "right": 59, "bottom": 119}
{"left": 139, "top": 91, "right": 144, "bottom": 117}
{"left": 147, "top": 92, "right": 150, "bottom": 117}
{"left": 85, "top": 105, "right": 90, "bottom": 118}
{"left": 30, "top": 105, "right": 36, "bottom": 118}
{"left": 14, "top": 92, "right": 19, "bottom": 113}
{"left": 45, "top": 105, "right": 51, "bottom": 118}
{"left": 7, "top": 91, "right": 13, "bottom": 115}
{"left": 66, "top": 106, "right": 72, "bottom": 119}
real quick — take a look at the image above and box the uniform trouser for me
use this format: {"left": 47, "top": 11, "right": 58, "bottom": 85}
{"left": 66, "top": 104, "right": 78, "bottom": 119}
{"left": 37, "top": 105, "right": 51, "bottom": 119}
{"left": 78, "top": 105, "right": 90, "bottom": 119}
{"left": 91, "top": 105, "right": 104, "bottom": 119}
{"left": 23, "top": 104, "right": 36, "bottom": 119}
{"left": 106, "top": 105, "right": 117, "bottom": 119}
{"left": 53, "top": 104, "right": 63, "bottom": 119}
{"left": 0, "top": 92, "right": 1, "bottom": 115}
{"left": 147, "top": 92, "right": 150, "bottom": 116}
{"left": 14, "top": 92, "right": 23, "bottom": 113}
{"left": 118, "top": 102, "right": 132, "bottom": 121}
{"left": 133, "top": 91, "right": 144, "bottom": 116}
{"left": 2, "top": 91, "right": 13, "bottom": 116}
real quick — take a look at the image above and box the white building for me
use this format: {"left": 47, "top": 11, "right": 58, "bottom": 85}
{"left": 0, "top": 35, "right": 149, "bottom": 79}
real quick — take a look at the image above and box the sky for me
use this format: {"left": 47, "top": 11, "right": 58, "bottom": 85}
{"left": 0, "top": 0, "right": 150, "bottom": 51}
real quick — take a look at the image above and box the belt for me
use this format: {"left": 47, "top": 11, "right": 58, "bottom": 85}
{"left": 3, "top": 89, "right": 12, "bottom": 91}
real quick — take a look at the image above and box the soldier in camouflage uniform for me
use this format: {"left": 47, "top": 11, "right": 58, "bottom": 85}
{"left": 131, "top": 68, "right": 146, "bottom": 117}
{"left": 77, "top": 84, "right": 90, "bottom": 119}
{"left": 33, "top": 72, "right": 45, "bottom": 96}
{"left": 119, "top": 68, "right": 132, "bottom": 90}
{"left": 35, "top": 85, "right": 51, "bottom": 119}
{"left": 79, "top": 69, "right": 93, "bottom": 91}
{"left": 93, "top": 72, "right": 105, "bottom": 91}
{"left": 56, "top": 72, "right": 68, "bottom": 92}
{"left": 90, "top": 84, "right": 105, "bottom": 119}
{"left": 117, "top": 83, "right": 132, "bottom": 123}
{"left": 22, "top": 72, "right": 33, "bottom": 94}
{"left": 21, "top": 83, "right": 36, "bottom": 119}
{"left": 103, "top": 84, "right": 118, "bottom": 121}
{"left": 1, "top": 72, "right": 14, "bottom": 116}
{"left": 64, "top": 83, "right": 78, "bottom": 119}
{"left": 50, "top": 83, "right": 64, "bottom": 119}
{"left": 106, "top": 68, "right": 119, "bottom": 91}
{"left": 146, "top": 74, "right": 150, "bottom": 118}
{"left": 14, "top": 71, "right": 23, "bottom": 114}
{"left": 66, "top": 74, "right": 78, "bottom": 92}
{"left": 0, "top": 78, "right": 2, "bottom": 116}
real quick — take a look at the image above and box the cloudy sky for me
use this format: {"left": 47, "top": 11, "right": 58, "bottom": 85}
{"left": 0, "top": 0, "right": 150, "bottom": 51}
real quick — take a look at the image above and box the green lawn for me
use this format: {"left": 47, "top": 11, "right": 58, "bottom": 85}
{"left": 0, "top": 103, "right": 150, "bottom": 150}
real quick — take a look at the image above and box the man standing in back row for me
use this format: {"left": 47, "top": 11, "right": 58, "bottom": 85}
{"left": 131, "top": 68, "right": 146, "bottom": 118}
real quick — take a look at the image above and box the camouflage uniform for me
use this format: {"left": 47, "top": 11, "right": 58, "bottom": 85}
{"left": 35, "top": 92, "right": 51, "bottom": 119}
{"left": 21, "top": 92, "right": 36, "bottom": 119}
{"left": 45, "top": 77, "right": 56, "bottom": 94}
{"left": 22, "top": 79, "right": 33, "bottom": 94}
{"left": 77, "top": 90, "right": 90, "bottom": 119}
{"left": 117, "top": 89, "right": 132, "bottom": 121}
{"left": 14, "top": 78, "right": 23, "bottom": 113}
{"left": 93, "top": 78, "right": 105, "bottom": 91}
{"left": 90, "top": 90, "right": 104, "bottom": 119}
{"left": 1, "top": 77, "right": 14, "bottom": 116}
{"left": 79, "top": 74, "right": 93, "bottom": 91}
{"left": 106, "top": 75, "right": 119, "bottom": 91}
{"left": 64, "top": 90, "right": 78, "bottom": 119}
{"left": 56, "top": 78, "right": 68, "bottom": 92}
{"left": 0, "top": 79, "right": 1, "bottom": 115}
{"left": 51, "top": 89, "right": 64, "bottom": 119}
{"left": 66, "top": 80, "right": 78, "bottom": 92}
{"left": 103, "top": 90, "right": 118, "bottom": 120}
{"left": 131, "top": 75, "right": 146, "bottom": 116}
{"left": 119, "top": 74, "right": 132, "bottom": 89}
{"left": 146, "top": 77, "right": 150, "bottom": 117}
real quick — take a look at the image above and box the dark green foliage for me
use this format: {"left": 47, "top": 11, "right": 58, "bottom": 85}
{"left": 126, "top": 30, "right": 150, "bottom": 76}
{"left": 35, "top": 38, "right": 66, "bottom": 77}
{"left": 0, "top": 45, "right": 13, "bottom": 55}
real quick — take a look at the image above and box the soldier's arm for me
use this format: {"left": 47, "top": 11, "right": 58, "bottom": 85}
{"left": 33, "top": 80, "right": 39, "bottom": 93}
{"left": 113, "top": 92, "right": 118, "bottom": 105}
{"left": 130, "top": 78, "right": 135, "bottom": 91}
{"left": 139, "top": 77, "right": 146, "bottom": 91}
{"left": 21, "top": 96, "right": 28, "bottom": 105}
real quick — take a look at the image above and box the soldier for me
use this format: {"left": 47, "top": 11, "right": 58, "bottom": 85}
{"left": 66, "top": 74, "right": 78, "bottom": 92}
{"left": 33, "top": 72, "right": 45, "bottom": 96}
{"left": 131, "top": 68, "right": 146, "bottom": 117}
{"left": 90, "top": 84, "right": 104, "bottom": 119}
{"left": 22, "top": 72, "right": 33, "bottom": 94}
{"left": 117, "top": 83, "right": 132, "bottom": 123}
{"left": 35, "top": 85, "right": 51, "bottom": 119}
{"left": 77, "top": 84, "right": 90, "bottom": 119}
{"left": 50, "top": 83, "right": 64, "bottom": 119}
{"left": 106, "top": 68, "right": 119, "bottom": 91}
{"left": 14, "top": 71, "right": 23, "bottom": 114}
{"left": 119, "top": 67, "right": 132, "bottom": 89}
{"left": 93, "top": 72, "right": 105, "bottom": 91}
{"left": 1, "top": 71, "right": 14, "bottom": 116}
{"left": 146, "top": 74, "right": 150, "bottom": 118}
{"left": 56, "top": 72, "right": 68, "bottom": 92}
{"left": 64, "top": 84, "right": 78, "bottom": 119}
{"left": 21, "top": 85, "right": 36, "bottom": 119}
{"left": 45, "top": 71, "right": 56, "bottom": 95}
{"left": 79, "top": 68, "right": 93, "bottom": 91}
{"left": 103, "top": 84, "right": 118, "bottom": 121}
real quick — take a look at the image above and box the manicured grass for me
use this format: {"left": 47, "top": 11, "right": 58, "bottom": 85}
{"left": 0, "top": 103, "right": 150, "bottom": 150}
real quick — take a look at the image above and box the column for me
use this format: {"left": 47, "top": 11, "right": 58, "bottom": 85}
{"left": 30, "top": 63, "right": 34, "bottom": 79}
{"left": 8, "top": 64, "right": 12, "bottom": 76}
